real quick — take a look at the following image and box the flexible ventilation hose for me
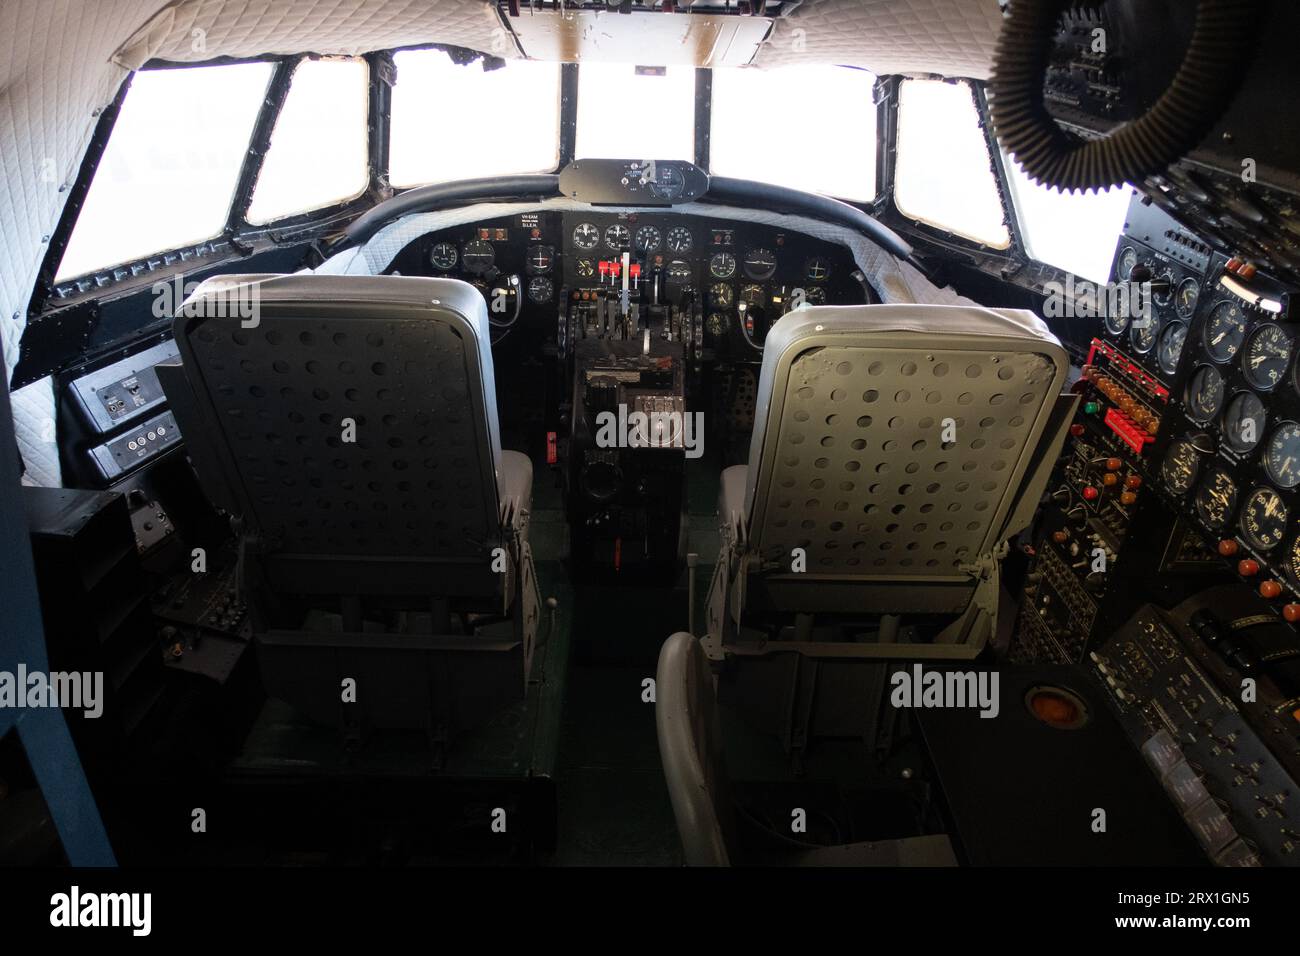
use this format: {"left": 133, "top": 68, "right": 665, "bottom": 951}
{"left": 989, "top": 0, "right": 1260, "bottom": 192}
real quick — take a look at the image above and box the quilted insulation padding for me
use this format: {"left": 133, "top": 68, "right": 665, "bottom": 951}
{"left": 114, "top": 0, "right": 511, "bottom": 68}
{"left": 755, "top": 0, "right": 1005, "bottom": 79}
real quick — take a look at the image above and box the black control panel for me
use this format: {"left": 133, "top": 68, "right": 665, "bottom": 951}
{"left": 385, "top": 211, "right": 867, "bottom": 361}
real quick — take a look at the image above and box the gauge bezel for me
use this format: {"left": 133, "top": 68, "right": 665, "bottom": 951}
{"left": 1157, "top": 320, "right": 1188, "bottom": 376}
{"left": 429, "top": 242, "right": 458, "bottom": 271}
{"left": 1117, "top": 246, "right": 1138, "bottom": 281}
{"left": 1240, "top": 485, "right": 1289, "bottom": 552}
{"left": 1194, "top": 467, "right": 1238, "bottom": 532}
{"left": 709, "top": 283, "right": 734, "bottom": 307}
{"left": 1221, "top": 389, "right": 1266, "bottom": 454}
{"left": 1241, "top": 321, "right": 1292, "bottom": 392}
{"left": 460, "top": 239, "right": 496, "bottom": 275}
{"left": 742, "top": 247, "right": 778, "bottom": 281}
{"left": 1174, "top": 277, "right": 1200, "bottom": 320}
{"left": 1160, "top": 437, "right": 1202, "bottom": 495}
{"left": 572, "top": 222, "right": 600, "bottom": 250}
{"left": 709, "top": 252, "right": 737, "bottom": 280}
{"left": 1265, "top": 420, "right": 1300, "bottom": 489}
{"left": 604, "top": 224, "right": 630, "bottom": 250}
{"left": 1184, "top": 364, "right": 1225, "bottom": 423}
{"left": 666, "top": 226, "right": 693, "bottom": 253}
{"left": 1130, "top": 317, "right": 1158, "bottom": 354}
{"left": 1204, "top": 299, "right": 1248, "bottom": 364}
{"left": 634, "top": 225, "right": 662, "bottom": 253}
{"left": 527, "top": 276, "right": 553, "bottom": 302}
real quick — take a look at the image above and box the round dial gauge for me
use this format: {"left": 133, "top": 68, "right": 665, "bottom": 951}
{"left": 429, "top": 242, "right": 458, "bottom": 271}
{"left": 1194, "top": 468, "right": 1238, "bottom": 532}
{"left": 666, "top": 260, "right": 692, "bottom": 283}
{"left": 526, "top": 244, "right": 554, "bottom": 274}
{"left": 527, "top": 276, "right": 553, "bottom": 302}
{"left": 575, "top": 258, "right": 595, "bottom": 278}
{"left": 1266, "top": 421, "right": 1300, "bottom": 489}
{"left": 1241, "top": 486, "right": 1289, "bottom": 552}
{"left": 634, "top": 225, "right": 662, "bottom": 253}
{"left": 1175, "top": 277, "right": 1200, "bottom": 319}
{"left": 803, "top": 286, "right": 827, "bottom": 306}
{"left": 805, "top": 257, "right": 831, "bottom": 282}
{"left": 741, "top": 284, "right": 766, "bottom": 307}
{"left": 1222, "top": 390, "right": 1266, "bottom": 453}
{"left": 1243, "top": 322, "right": 1291, "bottom": 390}
{"left": 1131, "top": 318, "right": 1158, "bottom": 354}
{"left": 605, "top": 224, "right": 630, "bottom": 249}
{"left": 706, "top": 313, "right": 727, "bottom": 337}
{"left": 1157, "top": 321, "right": 1188, "bottom": 375}
{"left": 461, "top": 240, "right": 495, "bottom": 275}
{"left": 1185, "top": 364, "right": 1225, "bottom": 423}
{"left": 1104, "top": 308, "right": 1131, "bottom": 336}
{"left": 709, "top": 253, "right": 737, "bottom": 280}
{"left": 572, "top": 222, "right": 600, "bottom": 250}
{"left": 1161, "top": 438, "right": 1202, "bottom": 495}
{"left": 743, "top": 248, "right": 778, "bottom": 281}
{"left": 666, "top": 227, "right": 693, "bottom": 253}
{"left": 649, "top": 166, "right": 685, "bottom": 200}
{"left": 710, "top": 283, "right": 734, "bottom": 308}
{"left": 1205, "top": 300, "right": 1248, "bottom": 363}
{"left": 1152, "top": 269, "right": 1175, "bottom": 308}
{"left": 1117, "top": 246, "right": 1138, "bottom": 280}
{"left": 1289, "top": 536, "right": 1300, "bottom": 583}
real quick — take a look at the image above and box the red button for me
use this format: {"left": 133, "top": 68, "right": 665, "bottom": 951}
{"left": 1239, "top": 559, "right": 1261, "bottom": 577}
{"left": 1218, "top": 540, "right": 1239, "bottom": 557}
{"left": 1082, "top": 486, "right": 1099, "bottom": 501}
{"left": 1070, "top": 424, "right": 1085, "bottom": 437}
{"left": 1260, "top": 580, "right": 1283, "bottom": 599}
{"left": 1284, "top": 604, "right": 1300, "bottom": 623}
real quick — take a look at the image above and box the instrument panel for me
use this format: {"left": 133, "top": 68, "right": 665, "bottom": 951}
{"left": 383, "top": 211, "right": 868, "bottom": 358}
{"left": 1157, "top": 256, "right": 1300, "bottom": 604}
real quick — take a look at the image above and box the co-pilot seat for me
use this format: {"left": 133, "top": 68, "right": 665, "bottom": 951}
{"left": 656, "top": 304, "right": 1074, "bottom": 862}
{"left": 157, "top": 274, "right": 540, "bottom": 746}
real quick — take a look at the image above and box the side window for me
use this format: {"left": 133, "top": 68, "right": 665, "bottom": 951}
{"left": 56, "top": 62, "right": 274, "bottom": 281}
{"left": 247, "top": 58, "right": 370, "bottom": 224}
{"left": 893, "top": 79, "right": 1010, "bottom": 249}
{"left": 1004, "top": 157, "right": 1134, "bottom": 283}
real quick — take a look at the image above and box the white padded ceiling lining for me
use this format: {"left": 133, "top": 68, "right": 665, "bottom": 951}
{"left": 754, "top": 0, "right": 1006, "bottom": 79}
{"left": 114, "top": 0, "right": 510, "bottom": 68}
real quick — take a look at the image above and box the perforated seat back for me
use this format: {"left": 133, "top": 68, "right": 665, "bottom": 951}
{"left": 745, "top": 304, "right": 1069, "bottom": 582}
{"left": 170, "top": 274, "right": 504, "bottom": 564}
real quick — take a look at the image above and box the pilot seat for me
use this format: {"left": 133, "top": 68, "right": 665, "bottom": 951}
{"left": 657, "top": 303, "right": 1076, "bottom": 863}
{"left": 158, "top": 274, "right": 540, "bottom": 750}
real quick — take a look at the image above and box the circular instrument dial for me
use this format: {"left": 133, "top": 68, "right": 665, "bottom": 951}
{"left": 1131, "top": 318, "right": 1157, "bottom": 354}
{"left": 1117, "top": 246, "right": 1138, "bottom": 280}
{"left": 742, "top": 247, "right": 778, "bottom": 281}
{"left": 1241, "top": 486, "right": 1288, "bottom": 552}
{"left": 805, "top": 257, "right": 831, "bottom": 282}
{"left": 1185, "top": 364, "right": 1225, "bottom": 423}
{"left": 1243, "top": 322, "right": 1291, "bottom": 390}
{"left": 1289, "top": 537, "right": 1300, "bottom": 583}
{"left": 527, "top": 276, "right": 553, "bottom": 302}
{"left": 706, "top": 313, "right": 727, "bottom": 337}
{"left": 1104, "top": 307, "right": 1130, "bottom": 336}
{"left": 429, "top": 242, "right": 458, "bottom": 271}
{"left": 572, "top": 222, "right": 600, "bottom": 250}
{"left": 461, "top": 239, "right": 495, "bottom": 275}
{"left": 803, "top": 286, "right": 827, "bottom": 306}
{"left": 709, "top": 253, "right": 737, "bottom": 280}
{"left": 1157, "top": 320, "right": 1188, "bottom": 375}
{"left": 634, "top": 225, "right": 662, "bottom": 253}
{"left": 710, "top": 283, "right": 734, "bottom": 308}
{"left": 666, "top": 227, "right": 693, "bottom": 253}
{"left": 740, "top": 284, "right": 766, "bottom": 307}
{"left": 1152, "top": 269, "right": 1175, "bottom": 308}
{"left": 1194, "top": 467, "right": 1238, "bottom": 532}
{"left": 575, "top": 258, "right": 595, "bottom": 278}
{"left": 1161, "top": 437, "right": 1202, "bottom": 495}
{"left": 1267, "top": 421, "right": 1300, "bottom": 489}
{"left": 526, "top": 244, "right": 554, "bottom": 274}
{"left": 1175, "top": 277, "right": 1200, "bottom": 319}
{"left": 1205, "top": 300, "right": 1248, "bottom": 363}
{"left": 1223, "top": 390, "right": 1266, "bottom": 454}
{"left": 604, "top": 224, "right": 630, "bottom": 250}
